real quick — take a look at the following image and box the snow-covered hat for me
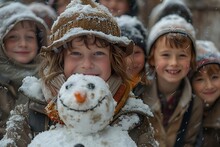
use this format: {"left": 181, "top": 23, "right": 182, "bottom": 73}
{"left": 195, "top": 40, "right": 220, "bottom": 70}
{"left": 147, "top": 14, "right": 196, "bottom": 56}
{"left": 148, "top": 0, "right": 192, "bottom": 28}
{"left": 116, "top": 15, "right": 147, "bottom": 54}
{"left": 0, "top": 2, "right": 48, "bottom": 47}
{"left": 47, "top": 0, "right": 134, "bottom": 56}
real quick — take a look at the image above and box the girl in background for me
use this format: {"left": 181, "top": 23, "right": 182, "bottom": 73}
{"left": 191, "top": 40, "right": 220, "bottom": 147}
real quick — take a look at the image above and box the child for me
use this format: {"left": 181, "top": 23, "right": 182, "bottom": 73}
{"left": 191, "top": 40, "right": 220, "bottom": 147}
{"left": 97, "top": 0, "right": 138, "bottom": 16}
{"left": 0, "top": 2, "right": 48, "bottom": 139}
{"left": 116, "top": 15, "right": 149, "bottom": 98}
{"left": 2, "top": 0, "right": 156, "bottom": 146}
{"left": 142, "top": 14, "right": 203, "bottom": 147}
{"left": 148, "top": 0, "right": 193, "bottom": 29}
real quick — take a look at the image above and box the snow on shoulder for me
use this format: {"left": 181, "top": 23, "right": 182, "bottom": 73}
{"left": 19, "top": 76, "right": 44, "bottom": 101}
{"left": 29, "top": 74, "right": 137, "bottom": 147}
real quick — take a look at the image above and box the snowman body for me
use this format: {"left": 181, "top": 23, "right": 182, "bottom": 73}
{"left": 29, "top": 125, "right": 136, "bottom": 147}
{"left": 29, "top": 74, "right": 137, "bottom": 147}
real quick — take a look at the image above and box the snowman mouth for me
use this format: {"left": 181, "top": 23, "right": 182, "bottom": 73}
{"left": 59, "top": 95, "right": 107, "bottom": 112}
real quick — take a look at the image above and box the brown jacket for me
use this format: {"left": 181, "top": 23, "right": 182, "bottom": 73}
{"left": 142, "top": 78, "right": 203, "bottom": 147}
{"left": 202, "top": 98, "right": 220, "bottom": 147}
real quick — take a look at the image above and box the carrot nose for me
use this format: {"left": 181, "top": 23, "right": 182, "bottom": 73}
{"left": 74, "top": 92, "right": 86, "bottom": 103}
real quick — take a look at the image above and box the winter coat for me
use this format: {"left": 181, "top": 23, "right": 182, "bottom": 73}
{"left": 202, "top": 97, "right": 220, "bottom": 147}
{"left": 1, "top": 75, "right": 157, "bottom": 147}
{"left": 0, "top": 2, "right": 48, "bottom": 139}
{"left": 142, "top": 78, "right": 203, "bottom": 147}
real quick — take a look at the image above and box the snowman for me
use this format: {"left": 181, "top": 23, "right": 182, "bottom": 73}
{"left": 28, "top": 74, "right": 137, "bottom": 147}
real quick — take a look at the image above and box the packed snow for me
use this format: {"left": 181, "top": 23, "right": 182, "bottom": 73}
{"left": 28, "top": 74, "right": 137, "bottom": 147}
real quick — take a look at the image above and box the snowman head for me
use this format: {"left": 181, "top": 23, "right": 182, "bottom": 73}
{"left": 57, "top": 74, "right": 116, "bottom": 135}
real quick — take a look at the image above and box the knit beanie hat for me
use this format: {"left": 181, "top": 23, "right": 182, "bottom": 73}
{"left": 0, "top": 2, "right": 48, "bottom": 48}
{"left": 46, "top": 0, "right": 133, "bottom": 56}
{"left": 195, "top": 40, "right": 220, "bottom": 70}
{"left": 147, "top": 14, "right": 196, "bottom": 56}
{"left": 148, "top": 0, "right": 192, "bottom": 28}
{"left": 116, "top": 15, "right": 147, "bottom": 55}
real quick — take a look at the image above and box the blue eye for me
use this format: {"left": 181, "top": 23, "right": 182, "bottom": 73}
{"left": 87, "top": 83, "right": 95, "bottom": 90}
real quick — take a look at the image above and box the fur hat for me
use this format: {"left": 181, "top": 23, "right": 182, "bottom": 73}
{"left": 0, "top": 2, "right": 48, "bottom": 47}
{"left": 116, "top": 15, "right": 147, "bottom": 54}
{"left": 147, "top": 14, "right": 196, "bottom": 56}
{"left": 195, "top": 40, "right": 220, "bottom": 70}
{"left": 148, "top": 0, "right": 192, "bottom": 28}
{"left": 46, "top": 0, "right": 133, "bottom": 56}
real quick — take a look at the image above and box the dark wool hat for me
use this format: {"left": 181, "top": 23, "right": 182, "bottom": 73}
{"left": 148, "top": 0, "right": 192, "bottom": 28}
{"left": 195, "top": 40, "right": 220, "bottom": 70}
{"left": 46, "top": 0, "right": 134, "bottom": 56}
{"left": 116, "top": 15, "right": 147, "bottom": 55}
{"left": 189, "top": 40, "right": 220, "bottom": 79}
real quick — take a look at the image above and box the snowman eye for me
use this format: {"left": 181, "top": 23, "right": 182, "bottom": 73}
{"left": 65, "top": 83, "right": 73, "bottom": 90}
{"left": 87, "top": 83, "right": 95, "bottom": 90}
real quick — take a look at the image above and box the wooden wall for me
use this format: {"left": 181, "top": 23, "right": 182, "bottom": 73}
{"left": 138, "top": 0, "right": 220, "bottom": 50}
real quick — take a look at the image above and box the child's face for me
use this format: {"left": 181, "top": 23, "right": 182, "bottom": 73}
{"left": 126, "top": 45, "right": 145, "bottom": 77}
{"left": 151, "top": 36, "right": 191, "bottom": 85}
{"left": 99, "top": 0, "right": 129, "bottom": 16}
{"left": 192, "top": 65, "right": 220, "bottom": 106}
{"left": 4, "top": 21, "right": 38, "bottom": 64}
{"left": 63, "top": 37, "right": 112, "bottom": 81}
